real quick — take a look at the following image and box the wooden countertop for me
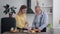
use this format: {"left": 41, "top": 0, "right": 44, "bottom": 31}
{"left": 2, "top": 32, "right": 49, "bottom": 34}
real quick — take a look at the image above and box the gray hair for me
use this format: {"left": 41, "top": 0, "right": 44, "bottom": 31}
{"left": 35, "top": 6, "right": 42, "bottom": 11}
{"left": 35, "top": 6, "right": 40, "bottom": 9}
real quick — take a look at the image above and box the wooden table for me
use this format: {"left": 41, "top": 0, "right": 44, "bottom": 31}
{"left": 2, "top": 32, "right": 49, "bottom": 34}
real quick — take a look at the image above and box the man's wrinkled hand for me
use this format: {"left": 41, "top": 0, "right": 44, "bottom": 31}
{"left": 34, "top": 29, "right": 41, "bottom": 32}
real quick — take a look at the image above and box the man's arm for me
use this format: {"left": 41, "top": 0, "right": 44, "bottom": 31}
{"left": 39, "top": 13, "right": 48, "bottom": 30}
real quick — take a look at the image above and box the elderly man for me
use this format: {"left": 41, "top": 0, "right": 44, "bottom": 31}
{"left": 31, "top": 6, "right": 48, "bottom": 32}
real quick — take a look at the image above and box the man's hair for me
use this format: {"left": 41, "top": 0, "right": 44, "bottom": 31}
{"left": 35, "top": 6, "right": 42, "bottom": 11}
{"left": 35, "top": 6, "right": 40, "bottom": 9}
{"left": 20, "top": 5, "right": 27, "bottom": 11}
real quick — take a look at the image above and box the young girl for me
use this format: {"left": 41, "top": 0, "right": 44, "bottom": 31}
{"left": 16, "top": 5, "right": 28, "bottom": 31}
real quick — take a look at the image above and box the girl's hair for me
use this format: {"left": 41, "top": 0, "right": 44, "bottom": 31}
{"left": 20, "top": 5, "right": 27, "bottom": 11}
{"left": 18, "top": 5, "right": 27, "bottom": 15}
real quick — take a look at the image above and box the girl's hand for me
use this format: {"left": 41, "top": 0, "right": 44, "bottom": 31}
{"left": 24, "top": 22, "right": 28, "bottom": 28}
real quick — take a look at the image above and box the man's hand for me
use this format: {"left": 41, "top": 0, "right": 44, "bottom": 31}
{"left": 34, "top": 29, "right": 41, "bottom": 32}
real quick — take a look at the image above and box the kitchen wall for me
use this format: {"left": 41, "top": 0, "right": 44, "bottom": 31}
{"left": 31, "top": 0, "right": 53, "bottom": 12}
{"left": 0, "top": 0, "right": 27, "bottom": 17}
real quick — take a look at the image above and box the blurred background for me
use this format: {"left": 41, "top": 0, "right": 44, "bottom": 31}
{"left": 0, "top": 0, "right": 53, "bottom": 33}
{"left": 0, "top": 0, "right": 60, "bottom": 34}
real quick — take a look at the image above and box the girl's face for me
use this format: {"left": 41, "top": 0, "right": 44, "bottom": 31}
{"left": 21, "top": 8, "right": 27, "bottom": 14}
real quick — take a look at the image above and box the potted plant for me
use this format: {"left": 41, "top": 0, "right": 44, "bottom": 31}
{"left": 3, "top": 4, "right": 16, "bottom": 17}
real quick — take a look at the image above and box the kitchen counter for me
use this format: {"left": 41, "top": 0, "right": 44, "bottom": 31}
{"left": 2, "top": 27, "right": 54, "bottom": 34}
{"left": 2, "top": 32, "right": 52, "bottom": 34}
